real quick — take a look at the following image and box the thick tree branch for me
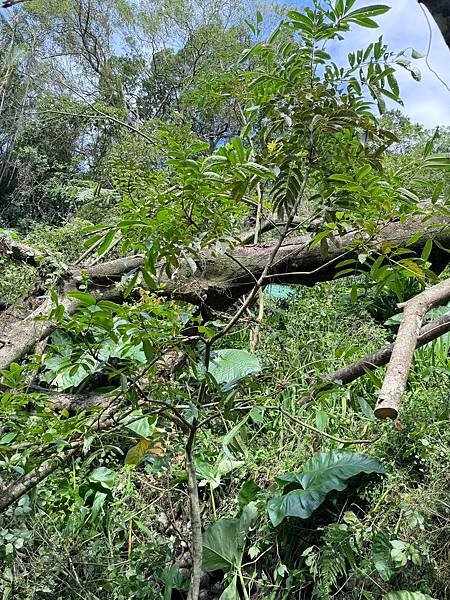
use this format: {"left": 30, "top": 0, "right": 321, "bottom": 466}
{"left": 375, "top": 277, "right": 450, "bottom": 419}
{"left": 309, "top": 312, "right": 450, "bottom": 394}
{"left": 0, "top": 234, "right": 42, "bottom": 266}
{"left": 420, "top": 1, "right": 450, "bottom": 49}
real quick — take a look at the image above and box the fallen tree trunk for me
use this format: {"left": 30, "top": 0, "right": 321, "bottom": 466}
{"left": 0, "top": 234, "right": 42, "bottom": 266}
{"left": 1, "top": 215, "right": 450, "bottom": 371}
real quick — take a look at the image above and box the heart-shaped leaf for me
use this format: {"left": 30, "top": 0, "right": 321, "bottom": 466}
{"left": 268, "top": 452, "right": 385, "bottom": 526}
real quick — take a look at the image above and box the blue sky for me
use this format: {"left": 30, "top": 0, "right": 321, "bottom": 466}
{"left": 290, "top": 0, "right": 450, "bottom": 129}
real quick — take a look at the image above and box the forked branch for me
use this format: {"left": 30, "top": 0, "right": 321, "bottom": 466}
{"left": 308, "top": 312, "right": 450, "bottom": 395}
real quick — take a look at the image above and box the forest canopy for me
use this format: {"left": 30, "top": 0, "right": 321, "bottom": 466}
{"left": 0, "top": 1, "right": 450, "bottom": 599}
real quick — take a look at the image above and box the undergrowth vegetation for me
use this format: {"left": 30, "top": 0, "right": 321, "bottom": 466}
{"left": 1, "top": 281, "right": 449, "bottom": 599}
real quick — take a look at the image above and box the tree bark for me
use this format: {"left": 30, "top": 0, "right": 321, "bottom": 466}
{"left": 420, "top": 1, "right": 450, "bottom": 49}
{"left": 375, "top": 277, "right": 450, "bottom": 419}
{"left": 1, "top": 215, "right": 450, "bottom": 371}
{"left": 0, "top": 234, "right": 42, "bottom": 266}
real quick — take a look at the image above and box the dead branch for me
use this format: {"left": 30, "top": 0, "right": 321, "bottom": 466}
{"left": 308, "top": 312, "right": 450, "bottom": 396}
{"left": 375, "top": 277, "right": 450, "bottom": 419}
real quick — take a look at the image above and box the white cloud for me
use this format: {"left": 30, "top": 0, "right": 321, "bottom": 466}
{"left": 294, "top": 0, "right": 450, "bottom": 128}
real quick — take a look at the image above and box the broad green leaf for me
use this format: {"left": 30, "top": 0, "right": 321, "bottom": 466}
{"left": 89, "top": 467, "right": 116, "bottom": 490}
{"left": 202, "top": 503, "right": 258, "bottom": 572}
{"left": 268, "top": 452, "right": 385, "bottom": 526}
{"left": 267, "top": 487, "right": 326, "bottom": 527}
{"left": 315, "top": 410, "right": 329, "bottom": 432}
{"left": 208, "top": 349, "right": 261, "bottom": 389}
{"left": 297, "top": 451, "right": 385, "bottom": 491}
{"left": 238, "top": 480, "right": 261, "bottom": 509}
{"left": 373, "top": 530, "right": 396, "bottom": 582}
{"left": 125, "top": 416, "right": 157, "bottom": 440}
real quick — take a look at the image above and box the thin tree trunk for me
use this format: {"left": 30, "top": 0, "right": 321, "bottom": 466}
{"left": 186, "top": 429, "right": 202, "bottom": 600}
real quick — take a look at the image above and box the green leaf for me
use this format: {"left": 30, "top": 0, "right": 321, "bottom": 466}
{"left": 298, "top": 451, "right": 385, "bottom": 489}
{"left": 238, "top": 480, "right": 261, "bottom": 510}
{"left": 215, "top": 458, "right": 245, "bottom": 479}
{"left": 268, "top": 452, "right": 385, "bottom": 526}
{"left": 346, "top": 5, "right": 390, "bottom": 19}
{"left": 90, "top": 491, "right": 108, "bottom": 520}
{"left": 125, "top": 416, "right": 157, "bottom": 440}
{"left": 373, "top": 530, "right": 396, "bottom": 582}
{"left": 243, "top": 162, "right": 276, "bottom": 178}
{"left": 97, "top": 230, "right": 116, "bottom": 256}
{"left": 208, "top": 349, "right": 261, "bottom": 389}
{"left": 0, "top": 431, "right": 18, "bottom": 445}
{"left": 202, "top": 503, "right": 258, "bottom": 572}
{"left": 160, "top": 566, "right": 189, "bottom": 600}
{"left": 267, "top": 487, "right": 326, "bottom": 527}
{"left": 89, "top": 467, "right": 116, "bottom": 490}
{"left": 425, "top": 154, "right": 450, "bottom": 170}
{"left": 68, "top": 291, "right": 97, "bottom": 306}
{"left": 315, "top": 410, "right": 329, "bottom": 432}
{"left": 222, "top": 415, "right": 249, "bottom": 458}
{"left": 219, "top": 575, "right": 239, "bottom": 600}
{"left": 124, "top": 273, "right": 139, "bottom": 297}
{"left": 421, "top": 239, "right": 433, "bottom": 261}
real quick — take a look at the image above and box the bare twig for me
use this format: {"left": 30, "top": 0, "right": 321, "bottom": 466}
{"left": 267, "top": 406, "right": 380, "bottom": 445}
